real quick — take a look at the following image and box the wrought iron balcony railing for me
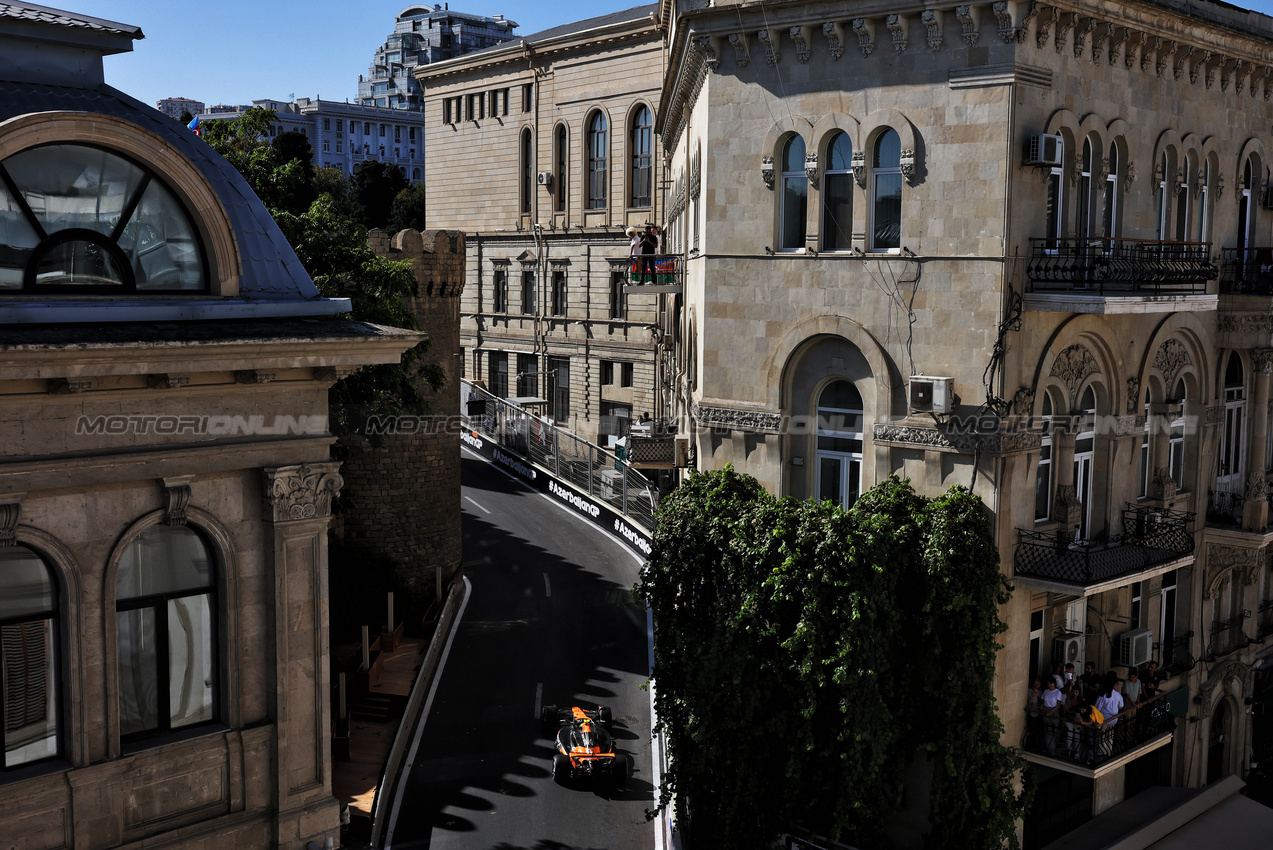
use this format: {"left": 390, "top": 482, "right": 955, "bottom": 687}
{"left": 1160, "top": 631, "right": 1196, "bottom": 676}
{"left": 1014, "top": 505, "right": 1195, "bottom": 586}
{"left": 1209, "top": 611, "right": 1252, "bottom": 658}
{"left": 625, "top": 254, "right": 683, "bottom": 290}
{"left": 1206, "top": 483, "right": 1245, "bottom": 526}
{"left": 1022, "top": 691, "right": 1175, "bottom": 769}
{"left": 1219, "top": 247, "right": 1273, "bottom": 295}
{"left": 1259, "top": 600, "right": 1273, "bottom": 641}
{"left": 1027, "top": 237, "right": 1215, "bottom": 295}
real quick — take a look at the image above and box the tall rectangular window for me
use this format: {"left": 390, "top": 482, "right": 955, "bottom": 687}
{"left": 489, "top": 351, "right": 509, "bottom": 398}
{"left": 516, "top": 353, "right": 538, "bottom": 397}
{"left": 548, "top": 357, "right": 570, "bottom": 422}
{"left": 551, "top": 269, "right": 567, "bottom": 316}
{"left": 609, "top": 268, "right": 626, "bottom": 319}
{"left": 492, "top": 267, "right": 507, "bottom": 313}
{"left": 600, "top": 401, "right": 632, "bottom": 448}
{"left": 522, "top": 83, "right": 534, "bottom": 112}
{"left": 521, "top": 270, "right": 535, "bottom": 314}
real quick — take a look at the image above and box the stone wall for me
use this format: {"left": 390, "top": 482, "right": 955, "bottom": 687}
{"left": 337, "top": 229, "right": 466, "bottom": 611}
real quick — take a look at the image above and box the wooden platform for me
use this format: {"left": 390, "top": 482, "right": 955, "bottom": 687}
{"left": 332, "top": 634, "right": 426, "bottom": 818}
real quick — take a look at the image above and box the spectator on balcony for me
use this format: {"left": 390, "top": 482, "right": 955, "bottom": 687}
{"left": 1141, "top": 660, "right": 1162, "bottom": 699}
{"left": 1026, "top": 679, "right": 1044, "bottom": 746}
{"left": 1095, "top": 678, "right": 1124, "bottom": 735}
{"left": 1051, "top": 662, "right": 1067, "bottom": 692}
{"left": 1063, "top": 685, "right": 1086, "bottom": 756}
{"left": 1124, "top": 668, "right": 1143, "bottom": 708}
{"left": 637, "top": 224, "right": 658, "bottom": 283}
{"left": 1079, "top": 660, "right": 1101, "bottom": 703}
{"left": 1041, "top": 679, "right": 1065, "bottom": 754}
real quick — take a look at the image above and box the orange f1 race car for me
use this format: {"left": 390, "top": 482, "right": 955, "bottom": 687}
{"left": 541, "top": 704, "right": 627, "bottom": 786}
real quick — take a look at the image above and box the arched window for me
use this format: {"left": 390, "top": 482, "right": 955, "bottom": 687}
{"left": 412, "top": 167, "right": 421, "bottom": 181}
{"left": 1170, "top": 378, "right": 1187, "bottom": 486}
{"left": 870, "top": 129, "right": 902, "bottom": 252}
{"left": 1218, "top": 353, "right": 1246, "bottom": 502}
{"left": 1238, "top": 157, "right": 1255, "bottom": 255}
{"left": 0, "top": 546, "right": 60, "bottom": 768}
{"left": 554, "top": 124, "right": 568, "bottom": 213}
{"left": 1196, "top": 159, "right": 1211, "bottom": 243}
{"left": 1103, "top": 141, "right": 1119, "bottom": 246}
{"left": 0, "top": 143, "right": 206, "bottom": 291}
{"left": 1036, "top": 393, "right": 1054, "bottom": 521}
{"left": 1076, "top": 138, "right": 1093, "bottom": 242}
{"left": 1156, "top": 152, "right": 1170, "bottom": 241}
{"left": 117, "top": 524, "right": 217, "bottom": 739}
{"left": 1175, "top": 155, "right": 1192, "bottom": 242}
{"left": 630, "top": 105, "right": 652, "bottom": 208}
{"left": 778, "top": 135, "right": 807, "bottom": 251}
{"left": 815, "top": 380, "right": 863, "bottom": 508}
{"left": 587, "top": 113, "right": 607, "bottom": 210}
{"left": 1045, "top": 136, "right": 1065, "bottom": 250}
{"left": 1074, "top": 386, "right": 1096, "bottom": 539}
{"left": 519, "top": 128, "right": 533, "bottom": 215}
{"left": 821, "top": 132, "right": 853, "bottom": 252}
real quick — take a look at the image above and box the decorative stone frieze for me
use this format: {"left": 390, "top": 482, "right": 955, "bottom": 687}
{"left": 758, "top": 27, "right": 780, "bottom": 66}
{"left": 0, "top": 500, "right": 20, "bottom": 548}
{"left": 1219, "top": 314, "right": 1273, "bottom": 334}
{"left": 852, "top": 18, "right": 875, "bottom": 57}
{"left": 1126, "top": 377, "right": 1140, "bottom": 415}
{"left": 871, "top": 423, "right": 1041, "bottom": 454}
{"left": 1205, "top": 404, "right": 1226, "bottom": 424}
{"left": 822, "top": 21, "right": 845, "bottom": 60}
{"left": 1073, "top": 17, "right": 1095, "bottom": 60}
{"left": 235, "top": 370, "right": 275, "bottom": 384}
{"left": 1154, "top": 338, "right": 1192, "bottom": 390}
{"left": 1253, "top": 348, "right": 1273, "bottom": 373}
{"left": 693, "top": 403, "right": 782, "bottom": 434}
{"left": 922, "top": 10, "right": 942, "bottom": 52}
{"left": 790, "top": 25, "right": 811, "bottom": 63}
{"left": 1036, "top": 6, "right": 1058, "bottom": 50}
{"left": 761, "top": 155, "right": 775, "bottom": 189}
{"left": 263, "top": 462, "right": 344, "bottom": 523}
{"left": 956, "top": 5, "right": 979, "bottom": 46}
{"left": 1050, "top": 344, "right": 1098, "bottom": 398}
{"left": 886, "top": 14, "right": 908, "bottom": 53}
{"left": 729, "top": 31, "right": 750, "bottom": 67}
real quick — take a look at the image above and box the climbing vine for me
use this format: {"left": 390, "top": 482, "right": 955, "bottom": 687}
{"left": 635, "top": 468, "right": 1031, "bottom": 849}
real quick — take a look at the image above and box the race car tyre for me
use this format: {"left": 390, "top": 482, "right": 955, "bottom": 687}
{"left": 598, "top": 705, "right": 613, "bottom": 728}
{"left": 552, "top": 753, "right": 570, "bottom": 784}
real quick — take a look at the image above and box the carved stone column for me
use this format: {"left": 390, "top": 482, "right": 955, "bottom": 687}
{"left": 1244, "top": 351, "right": 1273, "bottom": 531}
{"left": 262, "top": 462, "right": 344, "bottom": 850}
{"left": 1148, "top": 402, "right": 1175, "bottom": 504}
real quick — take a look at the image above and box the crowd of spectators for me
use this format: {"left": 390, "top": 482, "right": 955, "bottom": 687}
{"left": 1025, "top": 659, "right": 1167, "bottom": 761}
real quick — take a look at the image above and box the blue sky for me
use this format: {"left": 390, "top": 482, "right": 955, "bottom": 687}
{"left": 65, "top": 1, "right": 648, "bottom": 109}
{"left": 63, "top": 0, "right": 1273, "bottom": 110}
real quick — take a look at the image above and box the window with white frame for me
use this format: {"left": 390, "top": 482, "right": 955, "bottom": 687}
{"left": 814, "top": 380, "right": 863, "bottom": 509}
{"left": 1045, "top": 139, "right": 1064, "bottom": 250}
{"left": 1076, "top": 138, "right": 1093, "bottom": 243}
{"left": 1218, "top": 353, "right": 1246, "bottom": 494}
{"left": 1170, "top": 379, "right": 1186, "bottom": 487}
{"left": 778, "top": 135, "right": 807, "bottom": 251}
{"left": 630, "top": 105, "right": 652, "bottom": 208}
{"left": 1156, "top": 152, "right": 1170, "bottom": 241}
{"left": 1238, "top": 157, "right": 1255, "bottom": 256}
{"left": 1196, "top": 159, "right": 1211, "bottom": 242}
{"left": 1036, "top": 393, "right": 1053, "bottom": 521}
{"left": 870, "top": 129, "right": 902, "bottom": 252}
{"left": 821, "top": 131, "right": 853, "bottom": 252}
{"left": 1175, "top": 155, "right": 1192, "bottom": 242}
{"left": 1073, "top": 386, "right": 1096, "bottom": 539}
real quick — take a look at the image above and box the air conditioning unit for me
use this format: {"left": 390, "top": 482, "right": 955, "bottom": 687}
{"left": 1117, "top": 628, "right": 1154, "bottom": 668}
{"left": 1054, "top": 634, "right": 1085, "bottom": 669}
{"left": 1026, "top": 133, "right": 1063, "bottom": 167}
{"left": 536, "top": 170, "right": 553, "bottom": 187}
{"left": 908, "top": 376, "right": 954, "bottom": 415}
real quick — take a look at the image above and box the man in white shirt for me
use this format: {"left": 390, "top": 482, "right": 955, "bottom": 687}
{"left": 1041, "top": 680, "right": 1065, "bottom": 754}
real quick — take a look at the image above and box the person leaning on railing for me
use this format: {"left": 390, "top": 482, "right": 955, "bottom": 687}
{"left": 1040, "top": 679, "right": 1065, "bottom": 755}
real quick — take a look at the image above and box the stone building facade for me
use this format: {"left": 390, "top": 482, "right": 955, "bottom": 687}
{"left": 658, "top": 0, "right": 1273, "bottom": 841}
{"left": 339, "top": 229, "right": 467, "bottom": 605}
{"left": 0, "top": 5, "right": 421, "bottom": 848}
{"left": 416, "top": 5, "right": 671, "bottom": 449}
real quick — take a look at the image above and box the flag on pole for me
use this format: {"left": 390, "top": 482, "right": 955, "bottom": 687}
{"left": 187, "top": 114, "right": 201, "bottom": 137}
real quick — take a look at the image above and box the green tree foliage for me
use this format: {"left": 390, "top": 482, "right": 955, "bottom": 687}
{"left": 350, "top": 160, "right": 409, "bottom": 230}
{"left": 635, "top": 469, "right": 1031, "bottom": 850}
{"left": 202, "top": 108, "right": 442, "bottom": 437}
{"left": 388, "top": 182, "right": 428, "bottom": 233}
{"left": 178, "top": 109, "right": 193, "bottom": 125}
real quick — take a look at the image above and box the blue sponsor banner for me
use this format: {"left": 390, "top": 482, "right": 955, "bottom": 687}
{"left": 461, "top": 429, "right": 652, "bottom": 557}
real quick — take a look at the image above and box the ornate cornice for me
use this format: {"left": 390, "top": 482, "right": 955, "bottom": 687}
{"left": 1220, "top": 313, "right": 1273, "bottom": 335}
{"left": 162, "top": 475, "right": 194, "bottom": 526}
{"left": 822, "top": 21, "right": 845, "bottom": 60}
{"left": 693, "top": 403, "right": 782, "bottom": 434}
{"left": 1153, "top": 338, "right": 1192, "bottom": 391}
{"left": 263, "top": 462, "right": 343, "bottom": 523}
{"left": 871, "top": 423, "right": 1041, "bottom": 454}
{"left": 1050, "top": 344, "right": 1098, "bottom": 399}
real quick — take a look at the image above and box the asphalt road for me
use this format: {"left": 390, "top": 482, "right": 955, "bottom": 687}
{"left": 386, "top": 451, "right": 657, "bottom": 850}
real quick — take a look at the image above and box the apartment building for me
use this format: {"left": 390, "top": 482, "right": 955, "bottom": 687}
{"left": 417, "top": 5, "right": 670, "bottom": 451}
{"left": 198, "top": 97, "right": 429, "bottom": 179}
{"left": 357, "top": 4, "right": 517, "bottom": 110}
{"left": 657, "top": 0, "right": 1273, "bottom": 842}
{"left": 155, "top": 96, "right": 204, "bottom": 119}
{"left": 0, "top": 4, "right": 420, "bottom": 847}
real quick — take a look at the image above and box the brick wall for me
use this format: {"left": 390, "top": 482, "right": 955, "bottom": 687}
{"left": 338, "top": 229, "right": 466, "bottom": 613}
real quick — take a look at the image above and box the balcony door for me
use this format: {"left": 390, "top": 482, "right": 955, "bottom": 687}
{"left": 1218, "top": 353, "right": 1246, "bottom": 496}
{"left": 814, "top": 380, "right": 862, "bottom": 509}
{"left": 1074, "top": 387, "right": 1095, "bottom": 540}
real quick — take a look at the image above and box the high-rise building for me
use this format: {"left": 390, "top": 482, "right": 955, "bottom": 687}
{"left": 357, "top": 4, "right": 517, "bottom": 110}
{"left": 155, "top": 96, "right": 204, "bottom": 119}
